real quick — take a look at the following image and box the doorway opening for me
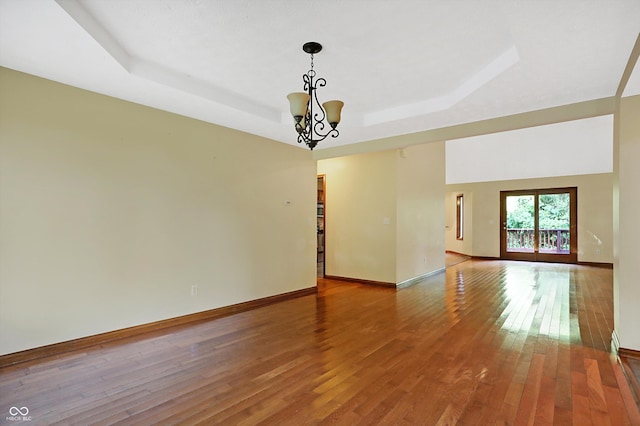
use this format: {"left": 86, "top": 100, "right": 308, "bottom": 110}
{"left": 317, "top": 175, "right": 325, "bottom": 277}
{"left": 500, "top": 187, "right": 577, "bottom": 263}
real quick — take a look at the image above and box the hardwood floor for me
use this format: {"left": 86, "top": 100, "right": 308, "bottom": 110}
{"left": 621, "top": 354, "right": 640, "bottom": 410}
{"left": 1, "top": 260, "right": 639, "bottom": 425}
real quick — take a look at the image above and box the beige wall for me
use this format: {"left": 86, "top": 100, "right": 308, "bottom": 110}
{"left": 318, "top": 143, "right": 446, "bottom": 285}
{"left": 614, "top": 94, "right": 640, "bottom": 350}
{"left": 317, "top": 150, "right": 398, "bottom": 283}
{"left": 0, "top": 68, "right": 317, "bottom": 355}
{"left": 396, "top": 143, "right": 446, "bottom": 283}
{"left": 446, "top": 173, "right": 613, "bottom": 263}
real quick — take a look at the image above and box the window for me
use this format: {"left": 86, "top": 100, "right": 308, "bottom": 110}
{"left": 456, "top": 194, "right": 464, "bottom": 240}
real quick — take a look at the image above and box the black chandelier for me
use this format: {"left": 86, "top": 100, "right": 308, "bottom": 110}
{"left": 287, "top": 42, "right": 344, "bottom": 150}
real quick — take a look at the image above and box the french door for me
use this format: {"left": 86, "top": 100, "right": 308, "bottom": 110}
{"left": 500, "top": 187, "right": 577, "bottom": 263}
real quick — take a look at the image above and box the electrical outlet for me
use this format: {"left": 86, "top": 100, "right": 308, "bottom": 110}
{"left": 191, "top": 285, "right": 198, "bottom": 296}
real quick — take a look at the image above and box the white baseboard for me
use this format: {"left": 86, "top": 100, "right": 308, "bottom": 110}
{"left": 397, "top": 268, "right": 446, "bottom": 289}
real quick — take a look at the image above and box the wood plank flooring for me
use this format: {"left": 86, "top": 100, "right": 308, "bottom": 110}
{"left": 1, "top": 260, "right": 639, "bottom": 425}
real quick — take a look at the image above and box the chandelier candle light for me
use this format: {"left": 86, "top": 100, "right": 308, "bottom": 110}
{"left": 287, "top": 42, "right": 344, "bottom": 150}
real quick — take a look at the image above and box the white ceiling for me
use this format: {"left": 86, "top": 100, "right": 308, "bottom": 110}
{"left": 1, "top": 0, "right": 639, "bottom": 151}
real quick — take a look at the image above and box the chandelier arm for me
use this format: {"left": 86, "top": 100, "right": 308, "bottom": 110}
{"left": 296, "top": 125, "right": 339, "bottom": 150}
{"left": 302, "top": 73, "right": 312, "bottom": 92}
{"left": 310, "top": 77, "right": 327, "bottom": 125}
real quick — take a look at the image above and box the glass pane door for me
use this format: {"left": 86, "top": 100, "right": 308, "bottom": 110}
{"left": 538, "top": 193, "right": 571, "bottom": 254}
{"left": 505, "top": 194, "right": 535, "bottom": 253}
{"left": 500, "top": 188, "right": 577, "bottom": 263}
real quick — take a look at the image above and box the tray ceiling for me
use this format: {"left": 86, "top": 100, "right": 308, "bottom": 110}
{"left": 1, "top": 0, "right": 639, "bottom": 150}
